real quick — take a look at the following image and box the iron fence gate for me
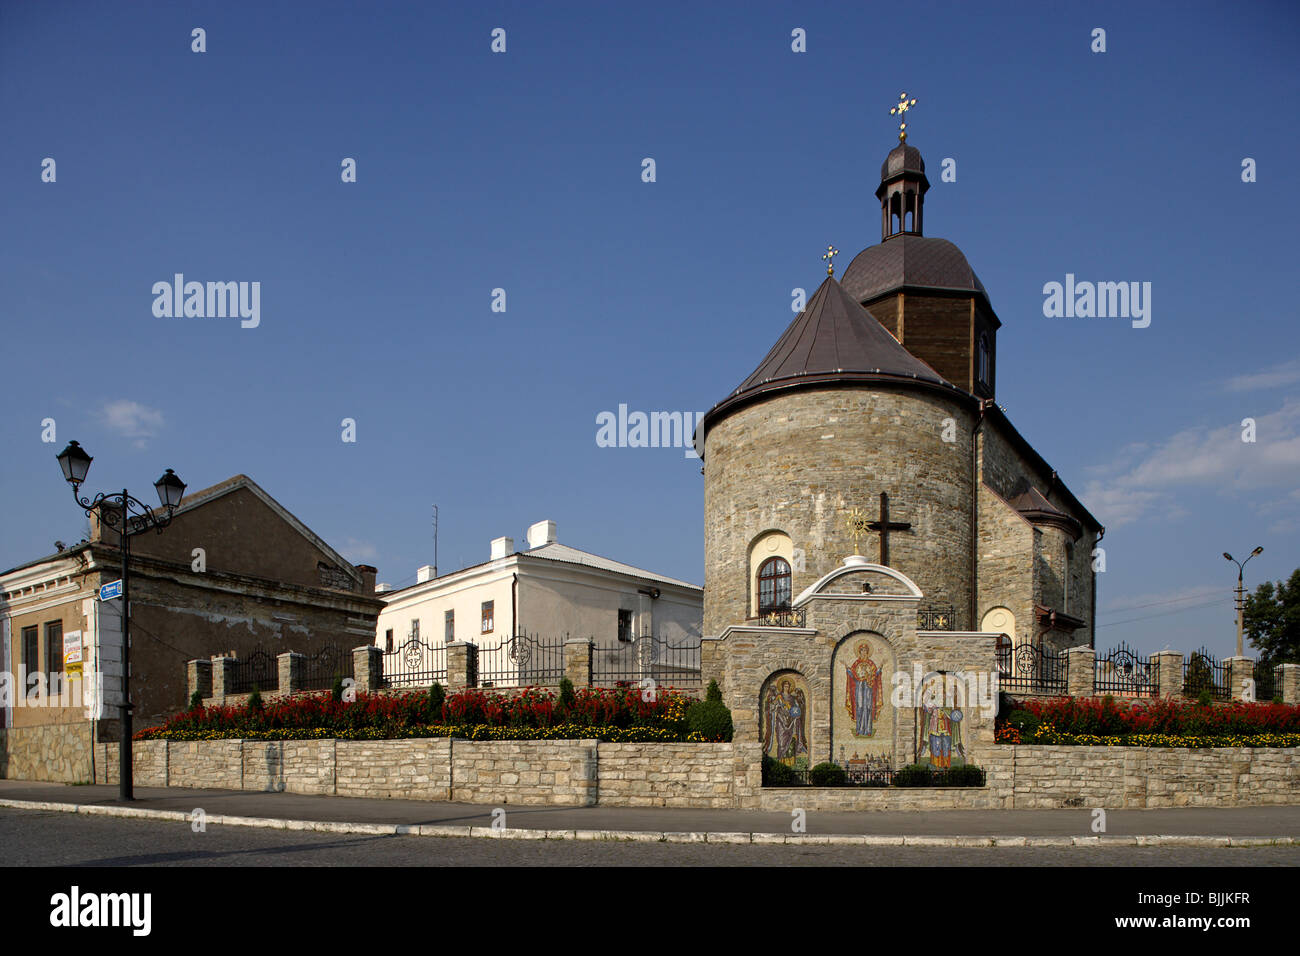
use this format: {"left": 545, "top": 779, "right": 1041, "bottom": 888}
{"left": 300, "top": 642, "right": 354, "bottom": 692}
{"left": 476, "top": 632, "right": 565, "bottom": 687}
{"left": 1094, "top": 641, "right": 1159, "bottom": 697}
{"left": 592, "top": 635, "right": 702, "bottom": 688}
{"left": 228, "top": 647, "right": 277, "bottom": 695}
{"left": 996, "top": 641, "right": 1069, "bottom": 696}
{"left": 1182, "top": 646, "right": 1230, "bottom": 701}
{"left": 382, "top": 636, "right": 447, "bottom": 688}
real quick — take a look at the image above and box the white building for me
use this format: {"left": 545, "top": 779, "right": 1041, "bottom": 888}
{"left": 374, "top": 520, "right": 702, "bottom": 687}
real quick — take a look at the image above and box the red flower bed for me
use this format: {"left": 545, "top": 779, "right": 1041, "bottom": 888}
{"left": 1000, "top": 696, "right": 1300, "bottom": 738}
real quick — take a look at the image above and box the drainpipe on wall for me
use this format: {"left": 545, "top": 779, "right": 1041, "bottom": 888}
{"left": 511, "top": 572, "right": 518, "bottom": 637}
{"left": 970, "top": 399, "right": 990, "bottom": 632}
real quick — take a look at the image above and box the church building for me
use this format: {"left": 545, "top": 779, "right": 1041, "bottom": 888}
{"left": 697, "top": 99, "right": 1103, "bottom": 775}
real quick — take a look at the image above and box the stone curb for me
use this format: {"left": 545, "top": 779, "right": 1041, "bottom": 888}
{"left": 0, "top": 799, "right": 1295, "bottom": 848}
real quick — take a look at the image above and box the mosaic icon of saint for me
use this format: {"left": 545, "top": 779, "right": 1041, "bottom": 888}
{"left": 762, "top": 678, "right": 809, "bottom": 767}
{"left": 918, "top": 678, "right": 964, "bottom": 768}
{"left": 844, "top": 641, "right": 884, "bottom": 737}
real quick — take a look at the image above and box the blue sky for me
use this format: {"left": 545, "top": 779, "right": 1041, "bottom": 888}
{"left": 2, "top": 0, "right": 1297, "bottom": 657}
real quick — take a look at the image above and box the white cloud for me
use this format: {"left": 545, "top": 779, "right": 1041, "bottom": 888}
{"left": 339, "top": 538, "right": 378, "bottom": 563}
{"left": 1223, "top": 358, "right": 1300, "bottom": 392}
{"left": 1098, "top": 583, "right": 1222, "bottom": 615}
{"left": 100, "top": 399, "right": 165, "bottom": 448}
{"left": 1082, "top": 398, "right": 1300, "bottom": 529}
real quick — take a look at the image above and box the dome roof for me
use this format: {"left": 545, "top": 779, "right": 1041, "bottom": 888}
{"left": 880, "top": 143, "right": 925, "bottom": 180}
{"left": 701, "top": 276, "right": 961, "bottom": 436}
{"left": 840, "top": 235, "right": 988, "bottom": 304}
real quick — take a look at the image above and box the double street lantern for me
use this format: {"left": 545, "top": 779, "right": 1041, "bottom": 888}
{"left": 1224, "top": 547, "right": 1264, "bottom": 659}
{"left": 56, "top": 441, "right": 186, "bottom": 801}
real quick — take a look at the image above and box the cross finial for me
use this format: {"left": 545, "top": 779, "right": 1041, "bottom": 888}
{"left": 889, "top": 92, "right": 918, "bottom": 142}
{"left": 846, "top": 507, "right": 871, "bottom": 554}
{"left": 822, "top": 244, "right": 839, "bottom": 276}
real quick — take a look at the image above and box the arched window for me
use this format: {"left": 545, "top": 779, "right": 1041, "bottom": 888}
{"left": 757, "top": 557, "right": 792, "bottom": 613}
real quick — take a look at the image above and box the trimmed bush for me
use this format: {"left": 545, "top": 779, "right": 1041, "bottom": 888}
{"left": 248, "top": 686, "right": 264, "bottom": 711}
{"left": 331, "top": 676, "right": 345, "bottom": 702}
{"left": 809, "top": 762, "right": 847, "bottom": 786}
{"left": 705, "top": 679, "right": 723, "bottom": 703}
{"left": 1005, "top": 709, "right": 1040, "bottom": 735}
{"left": 894, "top": 763, "right": 934, "bottom": 787}
{"left": 427, "top": 682, "right": 445, "bottom": 719}
{"left": 189, "top": 691, "right": 203, "bottom": 711}
{"left": 762, "top": 755, "right": 796, "bottom": 786}
{"left": 685, "top": 697, "right": 733, "bottom": 742}
{"left": 941, "top": 764, "right": 985, "bottom": 786}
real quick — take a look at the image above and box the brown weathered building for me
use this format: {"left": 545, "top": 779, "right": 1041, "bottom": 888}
{"left": 0, "top": 475, "right": 382, "bottom": 781}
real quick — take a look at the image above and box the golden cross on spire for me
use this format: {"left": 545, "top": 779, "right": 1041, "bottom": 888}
{"left": 890, "top": 91, "right": 918, "bottom": 142}
{"left": 822, "top": 244, "right": 839, "bottom": 276}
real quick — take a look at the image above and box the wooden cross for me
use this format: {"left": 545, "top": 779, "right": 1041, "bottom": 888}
{"left": 867, "top": 491, "right": 911, "bottom": 566}
{"left": 889, "top": 92, "right": 918, "bottom": 142}
{"left": 822, "top": 244, "right": 839, "bottom": 277}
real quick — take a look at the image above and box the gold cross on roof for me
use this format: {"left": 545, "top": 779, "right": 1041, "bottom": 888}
{"left": 846, "top": 507, "right": 871, "bottom": 554}
{"left": 890, "top": 92, "right": 918, "bottom": 142}
{"left": 822, "top": 244, "right": 839, "bottom": 276}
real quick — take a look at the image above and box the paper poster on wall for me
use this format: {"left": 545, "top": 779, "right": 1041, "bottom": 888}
{"left": 63, "top": 629, "right": 83, "bottom": 678}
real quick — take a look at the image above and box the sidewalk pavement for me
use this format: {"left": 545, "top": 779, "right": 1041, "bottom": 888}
{"left": 1, "top": 779, "right": 1297, "bottom": 846}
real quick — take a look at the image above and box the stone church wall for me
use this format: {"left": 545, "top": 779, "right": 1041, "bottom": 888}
{"left": 703, "top": 388, "right": 975, "bottom": 636}
{"left": 89, "top": 738, "right": 1299, "bottom": 811}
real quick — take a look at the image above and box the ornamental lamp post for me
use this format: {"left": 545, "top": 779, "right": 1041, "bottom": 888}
{"left": 1223, "top": 547, "right": 1263, "bottom": 659}
{"left": 56, "top": 441, "right": 186, "bottom": 801}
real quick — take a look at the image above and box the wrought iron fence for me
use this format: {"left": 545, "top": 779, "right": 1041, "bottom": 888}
{"left": 1252, "top": 661, "right": 1278, "bottom": 703}
{"left": 299, "top": 642, "right": 355, "bottom": 692}
{"left": 1182, "top": 646, "right": 1230, "bottom": 701}
{"left": 382, "top": 636, "right": 446, "bottom": 688}
{"left": 917, "top": 605, "right": 956, "bottom": 631}
{"left": 476, "top": 632, "right": 565, "bottom": 687}
{"left": 751, "top": 607, "right": 807, "bottom": 627}
{"left": 763, "top": 766, "right": 986, "bottom": 788}
{"left": 592, "top": 635, "right": 702, "bottom": 688}
{"left": 996, "top": 641, "right": 1069, "bottom": 695}
{"left": 228, "top": 647, "right": 277, "bottom": 695}
{"left": 1094, "top": 641, "right": 1159, "bottom": 697}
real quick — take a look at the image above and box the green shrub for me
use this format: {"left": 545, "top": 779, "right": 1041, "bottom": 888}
{"left": 809, "top": 762, "right": 846, "bottom": 786}
{"left": 1196, "top": 689, "right": 1213, "bottom": 707}
{"left": 189, "top": 691, "right": 203, "bottom": 711}
{"left": 427, "top": 682, "right": 445, "bottom": 719}
{"left": 248, "top": 686, "right": 264, "bottom": 711}
{"left": 762, "top": 755, "right": 796, "bottom": 786}
{"left": 939, "top": 764, "right": 985, "bottom": 786}
{"left": 705, "top": 679, "right": 723, "bottom": 703}
{"left": 331, "top": 676, "right": 345, "bottom": 702}
{"left": 894, "top": 762, "right": 934, "bottom": 787}
{"left": 558, "top": 677, "right": 575, "bottom": 718}
{"left": 685, "top": 697, "right": 733, "bottom": 741}
{"left": 1005, "top": 709, "right": 1040, "bottom": 735}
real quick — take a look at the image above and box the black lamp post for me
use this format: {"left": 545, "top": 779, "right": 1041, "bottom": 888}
{"left": 56, "top": 440, "right": 185, "bottom": 801}
{"left": 1223, "top": 547, "right": 1263, "bottom": 659}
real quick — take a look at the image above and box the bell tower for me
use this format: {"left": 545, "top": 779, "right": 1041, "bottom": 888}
{"left": 877, "top": 93, "right": 928, "bottom": 239}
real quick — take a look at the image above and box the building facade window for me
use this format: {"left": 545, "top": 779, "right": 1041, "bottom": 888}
{"left": 977, "top": 333, "right": 991, "bottom": 388}
{"left": 45, "top": 620, "right": 63, "bottom": 676}
{"left": 384, "top": 629, "right": 394, "bottom": 653}
{"left": 445, "top": 609, "right": 454, "bottom": 642}
{"left": 617, "top": 609, "right": 633, "bottom": 642}
{"left": 410, "top": 619, "right": 420, "bottom": 640}
{"left": 21, "top": 626, "right": 38, "bottom": 674}
{"left": 757, "top": 557, "right": 792, "bottom": 613}
{"left": 481, "top": 601, "right": 494, "bottom": 634}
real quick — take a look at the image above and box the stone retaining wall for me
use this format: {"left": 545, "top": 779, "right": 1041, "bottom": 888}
{"left": 87, "top": 738, "right": 1299, "bottom": 810}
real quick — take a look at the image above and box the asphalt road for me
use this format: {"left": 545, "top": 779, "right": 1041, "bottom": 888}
{"left": 3, "top": 808, "right": 1297, "bottom": 866}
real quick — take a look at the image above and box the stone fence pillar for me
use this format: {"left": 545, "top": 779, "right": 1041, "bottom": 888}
{"left": 564, "top": 637, "right": 592, "bottom": 688}
{"left": 352, "top": 645, "right": 382, "bottom": 693}
{"left": 1278, "top": 664, "right": 1299, "bottom": 705}
{"left": 278, "top": 652, "right": 304, "bottom": 696}
{"left": 700, "top": 636, "right": 723, "bottom": 699}
{"left": 1152, "top": 650, "right": 1184, "bottom": 699}
{"left": 446, "top": 642, "right": 477, "bottom": 691}
{"left": 211, "top": 656, "right": 236, "bottom": 700}
{"left": 1066, "top": 645, "right": 1095, "bottom": 698}
{"left": 1225, "top": 656, "right": 1254, "bottom": 702}
{"left": 187, "top": 659, "right": 213, "bottom": 702}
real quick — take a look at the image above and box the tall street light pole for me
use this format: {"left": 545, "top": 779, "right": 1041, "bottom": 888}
{"left": 1223, "top": 546, "right": 1264, "bottom": 658}
{"left": 56, "top": 441, "right": 186, "bottom": 801}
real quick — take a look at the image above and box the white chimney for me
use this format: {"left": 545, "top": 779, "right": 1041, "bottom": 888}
{"left": 416, "top": 565, "right": 436, "bottom": 583}
{"left": 527, "top": 520, "right": 557, "bottom": 549}
{"left": 375, "top": 583, "right": 392, "bottom": 593}
{"left": 490, "top": 536, "right": 514, "bottom": 560}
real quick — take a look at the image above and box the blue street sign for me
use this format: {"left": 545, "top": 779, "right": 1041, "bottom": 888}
{"left": 99, "top": 579, "right": 123, "bottom": 601}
